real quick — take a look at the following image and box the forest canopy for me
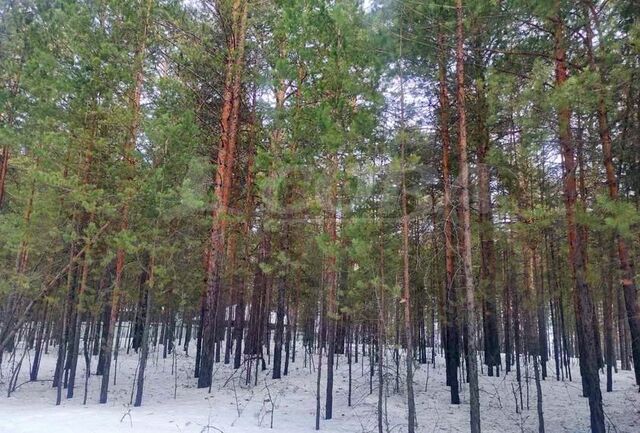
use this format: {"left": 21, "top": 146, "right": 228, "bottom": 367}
{"left": 1, "top": 1, "right": 639, "bottom": 433}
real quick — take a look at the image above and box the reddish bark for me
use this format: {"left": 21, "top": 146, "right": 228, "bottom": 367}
{"left": 583, "top": 2, "right": 640, "bottom": 386}
{"left": 198, "top": 0, "right": 249, "bottom": 389}
{"left": 100, "top": 0, "right": 153, "bottom": 403}
{"left": 477, "top": 100, "right": 500, "bottom": 375}
{"left": 552, "top": 4, "right": 605, "bottom": 430}
{"left": 437, "top": 30, "right": 460, "bottom": 405}
{"left": 455, "top": 2, "right": 480, "bottom": 431}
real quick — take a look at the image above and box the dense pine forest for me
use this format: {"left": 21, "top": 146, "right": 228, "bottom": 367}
{"left": 1, "top": 0, "right": 639, "bottom": 432}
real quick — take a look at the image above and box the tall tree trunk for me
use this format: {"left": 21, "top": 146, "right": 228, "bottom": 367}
{"left": 437, "top": 30, "right": 460, "bottom": 405}
{"left": 199, "top": 0, "right": 249, "bottom": 389}
{"left": 324, "top": 154, "right": 338, "bottom": 420}
{"left": 604, "top": 245, "right": 615, "bottom": 392}
{"left": 132, "top": 262, "right": 150, "bottom": 353}
{"left": 583, "top": 1, "right": 640, "bottom": 386}
{"left": 134, "top": 253, "right": 153, "bottom": 407}
{"left": 233, "top": 96, "right": 257, "bottom": 370}
{"left": 272, "top": 274, "right": 286, "bottom": 379}
{"left": 30, "top": 303, "right": 48, "bottom": 381}
{"left": 617, "top": 284, "right": 630, "bottom": 371}
{"left": 398, "top": 37, "right": 416, "bottom": 433}
{"left": 54, "top": 303, "right": 68, "bottom": 406}
{"left": 315, "top": 261, "right": 325, "bottom": 431}
{"left": 224, "top": 234, "right": 238, "bottom": 365}
{"left": 100, "top": 0, "right": 152, "bottom": 402}
{"left": 502, "top": 247, "right": 512, "bottom": 374}
{"left": 534, "top": 252, "right": 548, "bottom": 380}
{"left": 377, "top": 240, "right": 385, "bottom": 433}
{"left": 475, "top": 71, "right": 500, "bottom": 378}
{"left": 270, "top": 74, "right": 287, "bottom": 380}
{"left": 66, "top": 238, "right": 92, "bottom": 399}
{"left": 552, "top": 4, "right": 605, "bottom": 430}
{"left": 455, "top": 2, "right": 481, "bottom": 431}
{"left": 534, "top": 355, "right": 545, "bottom": 433}
{"left": 521, "top": 216, "right": 544, "bottom": 433}
{"left": 245, "top": 228, "right": 269, "bottom": 364}
{"left": 545, "top": 233, "right": 562, "bottom": 381}
{"left": 96, "top": 282, "right": 112, "bottom": 376}
{"left": 67, "top": 101, "right": 99, "bottom": 396}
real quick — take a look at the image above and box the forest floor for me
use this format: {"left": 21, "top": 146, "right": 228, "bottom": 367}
{"left": 1, "top": 340, "right": 639, "bottom": 433}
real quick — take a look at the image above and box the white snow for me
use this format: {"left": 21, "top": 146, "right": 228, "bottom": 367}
{"left": 1, "top": 341, "right": 638, "bottom": 433}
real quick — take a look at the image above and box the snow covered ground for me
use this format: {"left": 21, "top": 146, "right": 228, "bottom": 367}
{"left": 1, "top": 341, "right": 638, "bottom": 433}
